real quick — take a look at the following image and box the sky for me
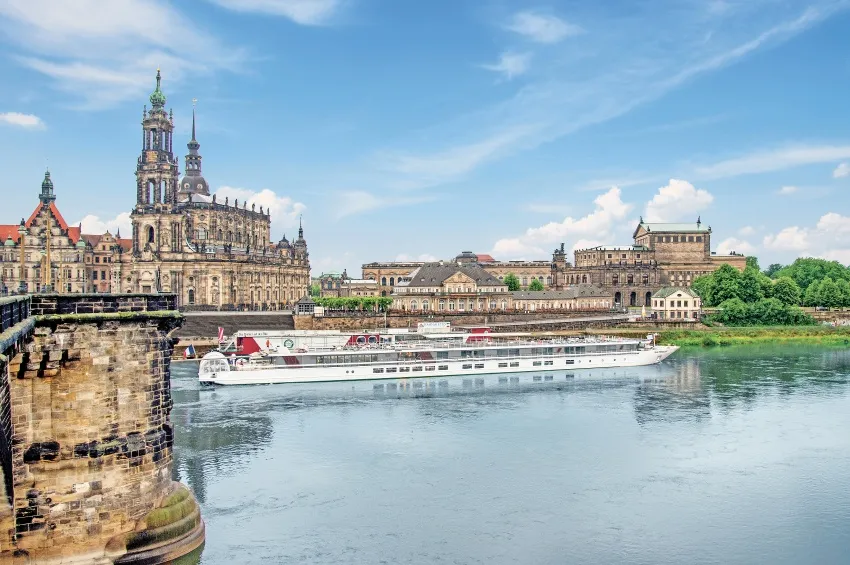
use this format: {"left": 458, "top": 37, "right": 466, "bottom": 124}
{"left": 1, "top": 0, "right": 850, "bottom": 274}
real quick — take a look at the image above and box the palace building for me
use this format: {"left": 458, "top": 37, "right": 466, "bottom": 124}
{"left": 551, "top": 218, "right": 746, "bottom": 307}
{"left": 0, "top": 71, "right": 310, "bottom": 308}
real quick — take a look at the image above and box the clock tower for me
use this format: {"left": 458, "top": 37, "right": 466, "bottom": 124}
{"left": 135, "top": 69, "right": 179, "bottom": 209}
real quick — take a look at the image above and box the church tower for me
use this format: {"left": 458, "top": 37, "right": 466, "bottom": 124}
{"left": 135, "top": 69, "right": 179, "bottom": 209}
{"left": 178, "top": 105, "right": 210, "bottom": 199}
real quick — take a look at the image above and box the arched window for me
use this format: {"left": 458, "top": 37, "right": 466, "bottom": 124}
{"left": 642, "top": 274, "right": 649, "bottom": 285}
{"left": 197, "top": 227, "right": 207, "bottom": 240}
{"left": 218, "top": 229, "right": 223, "bottom": 240}
{"left": 612, "top": 275, "right": 619, "bottom": 285}
{"left": 147, "top": 226, "right": 155, "bottom": 244}
{"left": 422, "top": 299, "right": 430, "bottom": 311}
{"left": 627, "top": 274, "right": 634, "bottom": 285}
{"left": 522, "top": 277, "right": 528, "bottom": 285}
{"left": 500, "top": 300, "right": 507, "bottom": 310}
{"left": 439, "top": 299, "right": 446, "bottom": 311}
{"left": 547, "top": 276, "right": 552, "bottom": 285}
{"left": 187, "top": 288, "right": 195, "bottom": 304}
{"left": 581, "top": 275, "right": 587, "bottom": 284}
{"left": 630, "top": 292, "right": 637, "bottom": 306}
{"left": 645, "top": 291, "right": 652, "bottom": 307}
{"left": 381, "top": 277, "right": 387, "bottom": 286}
{"left": 389, "top": 277, "right": 395, "bottom": 286}
{"left": 411, "top": 300, "right": 418, "bottom": 310}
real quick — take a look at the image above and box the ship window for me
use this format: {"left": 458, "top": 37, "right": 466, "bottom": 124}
{"left": 544, "top": 360, "right": 553, "bottom": 366}
{"left": 412, "top": 367, "right": 423, "bottom": 372}
{"left": 462, "top": 364, "right": 472, "bottom": 369}
{"left": 386, "top": 367, "right": 397, "bottom": 373}
{"left": 474, "top": 363, "right": 484, "bottom": 369}
{"left": 437, "top": 351, "right": 448, "bottom": 360}
{"left": 373, "top": 368, "right": 384, "bottom": 374}
{"left": 399, "top": 367, "right": 410, "bottom": 372}
{"left": 533, "top": 361, "right": 542, "bottom": 366}
{"left": 425, "top": 366, "right": 435, "bottom": 371}
{"left": 566, "top": 360, "right": 575, "bottom": 364}
{"left": 498, "top": 362, "right": 508, "bottom": 368}
{"left": 438, "top": 365, "right": 448, "bottom": 370}
{"left": 510, "top": 362, "right": 520, "bottom": 367}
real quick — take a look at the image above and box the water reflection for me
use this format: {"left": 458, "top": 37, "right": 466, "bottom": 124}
{"left": 168, "top": 345, "right": 850, "bottom": 565}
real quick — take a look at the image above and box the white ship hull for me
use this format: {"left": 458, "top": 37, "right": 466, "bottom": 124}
{"left": 200, "top": 346, "right": 678, "bottom": 386}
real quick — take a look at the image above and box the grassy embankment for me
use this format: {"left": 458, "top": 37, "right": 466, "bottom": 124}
{"left": 585, "top": 325, "right": 850, "bottom": 347}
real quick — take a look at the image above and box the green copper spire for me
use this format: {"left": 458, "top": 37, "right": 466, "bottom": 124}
{"left": 40, "top": 169, "right": 55, "bottom": 204}
{"left": 149, "top": 68, "right": 167, "bottom": 108}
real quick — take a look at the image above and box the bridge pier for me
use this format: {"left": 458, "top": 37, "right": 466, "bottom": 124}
{"left": 0, "top": 294, "right": 203, "bottom": 564}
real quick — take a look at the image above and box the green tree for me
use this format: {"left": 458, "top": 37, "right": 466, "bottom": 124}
{"left": 803, "top": 279, "right": 821, "bottom": 307}
{"left": 715, "top": 298, "right": 749, "bottom": 325}
{"left": 738, "top": 267, "right": 766, "bottom": 303}
{"left": 691, "top": 275, "right": 714, "bottom": 303}
{"left": 377, "top": 297, "right": 393, "bottom": 311}
{"left": 774, "top": 258, "right": 850, "bottom": 291}
{"left": 528, "top": 279, "right": 544, "bottom": 291}
{"left": 764, "top": 263, "right": 784, "bottom": 278}
{"left": 310, "top": 283, "right": 320, "bottom": 297}
{"left": 836, "top": 278, "right": 850, "bottom": 308}
{"left": 503, "top": 273, "right": 520, "bottom": 291}
{"left": 746, "top": 256, "right": 760, "bottom": 271}
{"left": 817, "top": 277, "right": 842, "bottom": 309}
{"left": 771, "top": 277, "right": 802, "bottom": 306}
{"left": 710, "top": 264, "right": 743, "bottom": 306}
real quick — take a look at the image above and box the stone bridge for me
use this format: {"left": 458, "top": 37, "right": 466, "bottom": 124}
{"left": 0, "top": 294, "right": 203, "bottom": 564}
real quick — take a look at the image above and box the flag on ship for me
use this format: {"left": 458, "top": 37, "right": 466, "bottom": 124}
{"left": 184, "top": 344, "right": 196, "bottom": 358}
{"left": 218, "top": 327, "right": 225, "bottom": 342}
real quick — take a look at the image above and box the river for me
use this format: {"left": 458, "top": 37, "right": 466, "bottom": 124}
{"left": 169, "top": 345, "right": 850, "bottom": 564}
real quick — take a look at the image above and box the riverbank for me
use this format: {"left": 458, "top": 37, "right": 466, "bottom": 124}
{"left": 585, "top": 325, "right": 850, "bottom": 347}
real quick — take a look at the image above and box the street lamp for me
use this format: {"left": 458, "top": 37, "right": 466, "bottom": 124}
{"left": 17, "top": 219, "right": 27, "bottom": 294}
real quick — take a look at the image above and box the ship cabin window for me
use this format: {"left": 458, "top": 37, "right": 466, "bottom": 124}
{"left": 438, "top": 365, "right": 448, "bottom": 370}
{"left": 533, "top": 361, "right": 542, "bottom": 366}
{"left": 412, "top": 366, "right": 423, "bottom": 372}
{"left": 510, "top": 362, "right": 520, "bottom": 367}
{"left": 566, "top": 360, "right": 575, "bottom": 364}
{"left": 474, "top": 363, "right": 484, "bottom": 369}
{"left": 399, "top": 367, "right": 410, "bottom": 372}
{"left": 425, "top": 366, "right": 435, "bottom": 371}
{"left": 373, "top": 368, "right": 384, "bottom": 374}
{"left": 498, "top": 362, "right": 508, "bottom": 368}
{"left": 544, "top": 361, "right": 554, "bottom": 366}
{"left": 509, "top": 349, "right": 520, "bottom": 357}
{"left": 463, "top": 364, "right": 473, "bottom": 369}
{"left": 386, "top": 367, "right": 397, "bottom": 373}
{"left": 437, "top": 351, "right": 449, "bottom": 360}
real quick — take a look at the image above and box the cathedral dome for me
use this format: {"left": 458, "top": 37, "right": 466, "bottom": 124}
{"left": 179, "top": 175, "right": 209, "bottom": 194}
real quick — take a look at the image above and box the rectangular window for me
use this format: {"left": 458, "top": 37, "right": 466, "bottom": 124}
{"left": 412, "top": 366, "right": 423, "bottom": 372}
{"left": 438, "top": 365, "right": 448, "bottom": 371}
{"left": 498, "top": 362, "right": 508, "bottom": 368}
{"left": 399, "top": 367, "right": 410, "bottom": 372}
{"left": 101, "top": 270, "right": 106, "bottom": 279}
{"left": 373, "top": 368, "right": 384, "bottom": 374}
{"left": 684, "top": 301, "right": 689, "bottom": 307}
{"left": 510, "top": 362, "right": 520, "bottom": 367}
{"left": 437, "top": 351, "right": 448, "bottom": 360}
{"left": 386, "top": 367, "right": 397, "bottom": 373}
{"left": 544, "top": 360, "right": 554, "bottom": 366}
{"left": 696, "top": 236, "right": 703, "bottom": 242}
{"left": 95, "top": 257, "right": 100, "bottom": 263}
{"left": 462, "top": 364, "right": 473, "bottom": 369}
{"left": 474, "top": 363, "right": 484, "bottom": 369}
{"left": 566, "top": 360, "right": 575, "bottom": 365}
{"left": 688, "top": 236, "right": 694, "bottom": 242}
{"left": 425, "top": 365, "right": 435, "bottom": 371}
{"left": 533, "top": 361, "right": 542, "bottom": 366}
{"left": 92, "top": 271, "right": 98, "bottom": 280}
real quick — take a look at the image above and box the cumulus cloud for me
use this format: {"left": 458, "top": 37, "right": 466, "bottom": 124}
{"left": 716, "top": 237, "right": 756, "bottom": 255}
{"left": 213, "top": 186, "right": 305, "bottom": 234}
{"left": 505, "top": 11, "right": 582, "bottom": 43}
{"left": 644, "top": 179, "right": 713, "bottom": 222}
{"left": 77, "top": 212, "right": 132, "bottom": 236}
{"left": 481, "top": 51, "right": 531, "bottom": 80}
{"left": 738, "top": 225, "right": 756, "bottom": 236}
{"left": 763, "top": 212, "right": 850, "bottom": 261}
{"left": 0, "top": 112, "right": 45, "bottom": 129}
{"left": 395, "top": 253, "right": 438, "bottom": 262}
{"left": 491, "top": 186, "right": 631, "bottom": 259}
{"left": 834, "top": 163, "right": 850, "bottom": 178}
{"left": 778, "top": 185, "right": 797, "bottom": 195}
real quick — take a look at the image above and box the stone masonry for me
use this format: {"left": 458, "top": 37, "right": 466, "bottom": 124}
{"left": 0, "top": 294, "right": 203, "bottom": 564}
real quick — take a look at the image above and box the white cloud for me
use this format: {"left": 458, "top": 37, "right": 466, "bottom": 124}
{"left": 77, "top": 212, "right": 132, "bottom": 236}
{"left": 716, "top": 237, "right": 756, "bottom": 255}
{"left": 738, "top": 225, "right": 756, "bottom": 236}
{"left": 0, "top": 0, "right": 242, "bottom": 109}
{"left": 644, "top": 179, "right": 713, "bottom": 222}
{"left": 763, "top": 212, "right": 850, "bottom": 262}
{"left": 0, "top": 112, "right": 45, "bottom": 129}
{"left": 491, "top": 186, "right": 631, "bottom": 259}
{"left": 778, "top": 185, "right": 797, "bottom": 195}
{"left": 763, "top": 226, "right": 809, "bottom": 251}
{"left": 505, "top": 11, "right": 582, "bottom": 43}
{"left": 834, "top": 162, "right": 850, "bottom": 178}
{"left": 213, "top": 186, "right": 305, "bottom": 235}
{"left": 525, "top": 203, "right": 572, "bottom": 214}
{"left": 695, "top": 145, "right": 850, "bottom": 179}
{"left": 481, "top": 51, "right": 531, "bottom": 80}
{"left": 332, "top": 191, "right": 434, "bottom": 220}
{"left": 207, "top": 0, "right": 342, "bottom": 25}
{"left": 394, "top": 253, "right": 438, "bottom": 262}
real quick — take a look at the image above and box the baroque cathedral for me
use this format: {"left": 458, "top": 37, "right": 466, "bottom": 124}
{"left": 0, "top": 70, "right": 310, "bottom": 309}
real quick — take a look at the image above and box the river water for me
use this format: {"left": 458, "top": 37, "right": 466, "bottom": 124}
{"left": 170, "top": 345, "right": 850, "bottom": 564}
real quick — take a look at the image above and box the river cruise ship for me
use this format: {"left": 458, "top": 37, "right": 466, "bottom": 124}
{"left": 198, "top": 332, "right": 678, "bottom": 386}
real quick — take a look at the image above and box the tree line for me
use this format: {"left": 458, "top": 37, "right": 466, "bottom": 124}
{"left": 692, "top": 257, "right": 850, "bottom": 326}
{"left": 313, "top": 296, "right": 394, "bottom": 312}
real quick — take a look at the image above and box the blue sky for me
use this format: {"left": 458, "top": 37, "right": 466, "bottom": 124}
{"left": 1, "top": 0, "right": 850, "bottom": 273}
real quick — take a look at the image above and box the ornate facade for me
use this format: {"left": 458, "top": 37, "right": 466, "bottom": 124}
{"left": 551, "top": 219, "right": 746, "bottom": 307}
{"left": 1, "top": 71, "right": 310, "bottom": 309}
{"left": 391, "top": 262, "right": 512, "bottom": 312}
